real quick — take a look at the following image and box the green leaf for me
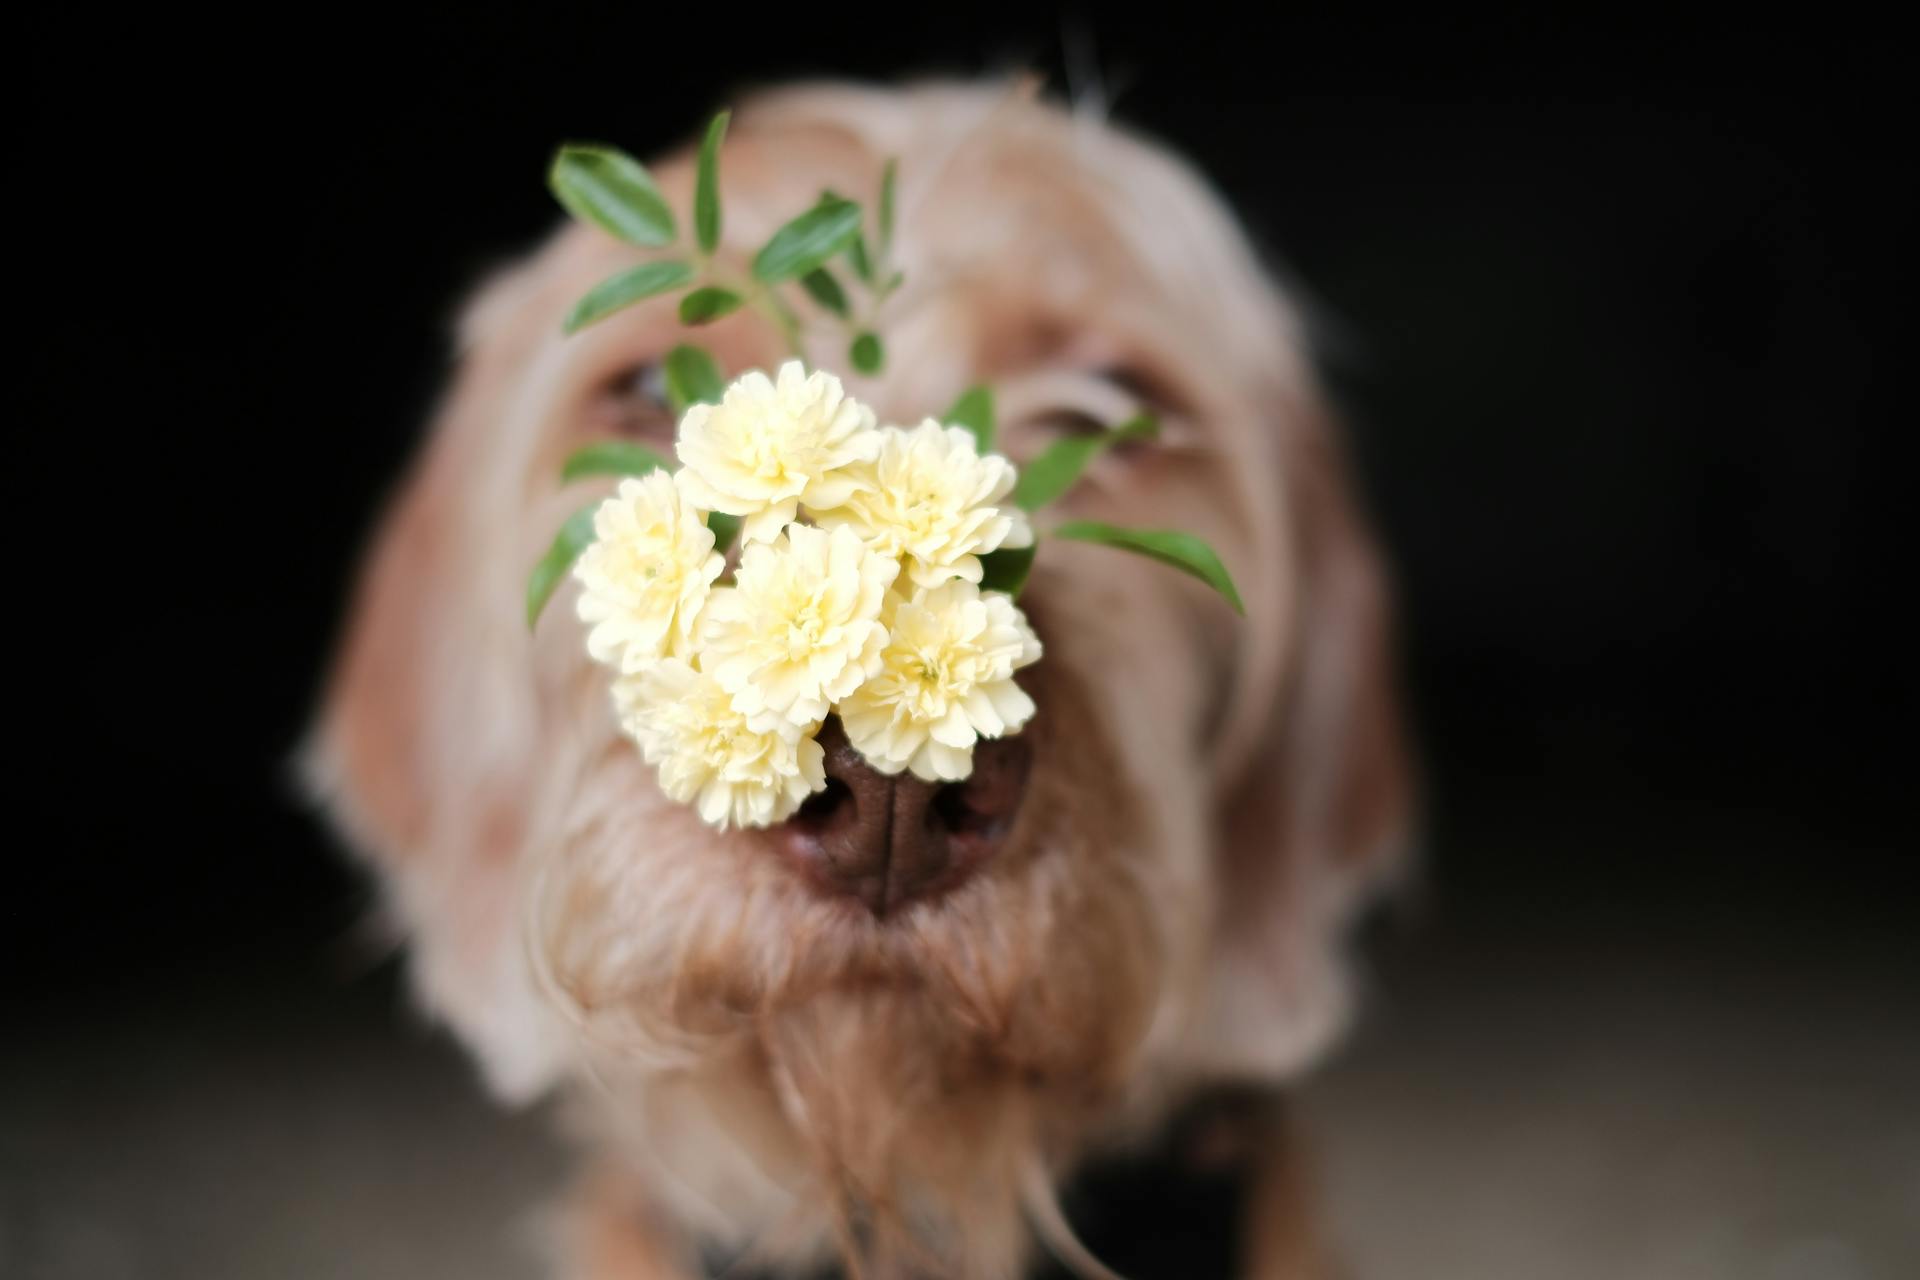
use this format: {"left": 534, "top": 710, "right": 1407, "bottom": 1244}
{"left": 562, "top": 260, "right": 694, "bottom": 333}
{"left": 943, "top": 385, "right": 995, "bottom": 452}
{"left": 694, "top": 111, "right": 729, "bottom": 255}
{"left": 1051, "top": 521, "right": 1244, "bottom": 614}
{"left": 559, "top": 441, "right": 673, "bottom": 484}
{"left": 752, "top": 197, "right": 862, "bottom": 283}
{"left": 849, "top": 332, "right": 884, "bottom": 374}
{"left": 800, "top": 267, "right": 850, "bottom": 317}
{"left": 527, "top": 503, "right": 600, "bottom": 630}
{"left": 707, "top": 510, "right": 741, "bottom": 552}
{"left": 664, "top": 343, "right": 725, "bottom": 413}
{"left": 978, "top": 543, "right": 1036, "bottom": 597}
{"left": 1012, "top": 413, "right": 1159, "bottom": 511}
{"left": 878, "top": 158, "right": 898, "bottom": 256}
{"left": 678, "top": 286, "right": 744, "bottom": 325}
{"left": 847, "top": 230, "right": 874, "bottom": 283}
{"left": 549, "top": 145, "right": 677, "bottom": 247}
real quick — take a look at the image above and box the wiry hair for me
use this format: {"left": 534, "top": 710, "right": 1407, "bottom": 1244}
{"left": 308, "top": 79, "right": 1411, "bottom": 1278}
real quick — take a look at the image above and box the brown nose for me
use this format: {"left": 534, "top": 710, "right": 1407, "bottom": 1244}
{"left": 766, "top": 718, "right": 1031, "bottom": 917}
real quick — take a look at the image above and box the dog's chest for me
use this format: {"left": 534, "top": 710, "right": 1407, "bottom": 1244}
{"left": 684, "top": 1099, "right": 1253, "bottom": 1280}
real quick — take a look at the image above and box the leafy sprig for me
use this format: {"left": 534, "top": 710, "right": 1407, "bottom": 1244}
{"left": 549, "top": 113, "right": 895, "bottom": 375}
{"left": 528, "top": 112, "right": 1243, "bottom": 628}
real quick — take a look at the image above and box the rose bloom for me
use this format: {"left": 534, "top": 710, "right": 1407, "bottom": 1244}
{"left": 815, "top": 419, "right": 1033, "bottom": 589}
{"left": 674, "top": 360, "right": 883, "bottom": 544}
{"left": 572, "top": 470, "right": 725, "bottom": 672}
{"left": 838, "top": 580, "right": 1042, "bottom": 782}
{"left": 702, "top": 523, "right": 898, "bottom": 726}
{"left": 614, "top": 659, "right": 825, "bottom": 829}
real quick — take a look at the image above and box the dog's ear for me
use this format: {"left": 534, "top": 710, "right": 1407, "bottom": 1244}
{"left": 1191, "top": 391, "right": 1415, "bottom": 1081}
{"left": 303, "top": 254, "right": 570, "bottom": 1101}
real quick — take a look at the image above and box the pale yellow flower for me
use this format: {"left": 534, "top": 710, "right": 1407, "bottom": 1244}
{"left": 613, "top": 659, "right": 825, "bottom": 829}
{"left": 838, "top": 580, "right": 1042, "bottom": 782}
{"left": 674, "top": 360, "right": 883, "bottom": 544}
{"left": 572, "top": 470, "right": 725, "bottom": 672}
{"left": 702, "top": 523, "right": 898, "bottom": 726}
{"left": 815, "top": 419, "right": 1033, "bottom": 589}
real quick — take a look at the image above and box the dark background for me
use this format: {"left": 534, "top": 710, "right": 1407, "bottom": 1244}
{"left": 14, "top": 8, "right": 1913, "bottom": 1279}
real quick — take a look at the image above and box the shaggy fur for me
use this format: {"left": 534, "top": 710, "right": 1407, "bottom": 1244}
{"left": 308, "top": 80, "right": 1412, "bottom": 1279}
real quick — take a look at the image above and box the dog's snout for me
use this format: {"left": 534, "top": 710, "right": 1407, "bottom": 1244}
{"left": 767, "top": 719, "right": 1030, "bottom": 917}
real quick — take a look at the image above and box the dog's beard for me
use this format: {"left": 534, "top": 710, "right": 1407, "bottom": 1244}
{"left": 525, "top": 646, "right": 1208, "bottom": 1276}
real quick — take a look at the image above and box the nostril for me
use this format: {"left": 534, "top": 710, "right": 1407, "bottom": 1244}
{"left": 932, "top": 780, "right": 1008, "bottom": 840}
{"left": 932, "top": 735, "right": 1031, "bottom": 843}
{"left": 791, "top": 776, "right": 854, "bottom": 830}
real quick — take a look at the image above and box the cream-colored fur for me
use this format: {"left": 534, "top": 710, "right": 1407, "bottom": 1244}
{"left": 307, "top": 79, "right": 1411, "bottom": 1279}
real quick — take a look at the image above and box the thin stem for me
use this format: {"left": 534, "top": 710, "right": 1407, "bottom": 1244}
{"left": 757, "top": 288, "right": 807, "bottom": 360}
{"left": 700, "top": 264, "right": 806, "bottom": 362}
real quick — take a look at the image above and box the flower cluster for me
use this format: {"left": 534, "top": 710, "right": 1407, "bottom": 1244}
{"left": 573, "top": 361, "right": 1042, "bottom": 829}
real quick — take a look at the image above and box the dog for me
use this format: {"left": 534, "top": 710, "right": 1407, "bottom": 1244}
{"left": 308, "top": 79, "right": 1412, "bottom": 1279}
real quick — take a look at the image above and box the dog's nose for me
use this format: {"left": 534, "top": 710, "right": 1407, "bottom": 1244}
{"left": 767, "top": 719, "right": 1031, "bottom": 917}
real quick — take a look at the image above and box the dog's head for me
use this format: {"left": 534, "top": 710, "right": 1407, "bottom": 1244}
{"left": 309, "top": 81, "right": 1410, "bottom": 1273}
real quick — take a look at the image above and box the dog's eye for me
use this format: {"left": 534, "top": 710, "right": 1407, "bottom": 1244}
{"left": 586, "top": 360, "right": 675, "bottom": 442}
{"left": 1013, "top": 366, "right": 1170, "bottom": 463}
{"left": 1027, "top": 406, "right": 1111, "bottom": 440}
{"left": 1095, "top": 363, "right": 1184, "bottom": 419}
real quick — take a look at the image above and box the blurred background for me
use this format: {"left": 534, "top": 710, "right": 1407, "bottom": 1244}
{"left": 12, "top": 8, "right": 1912, "bottom": 1279}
